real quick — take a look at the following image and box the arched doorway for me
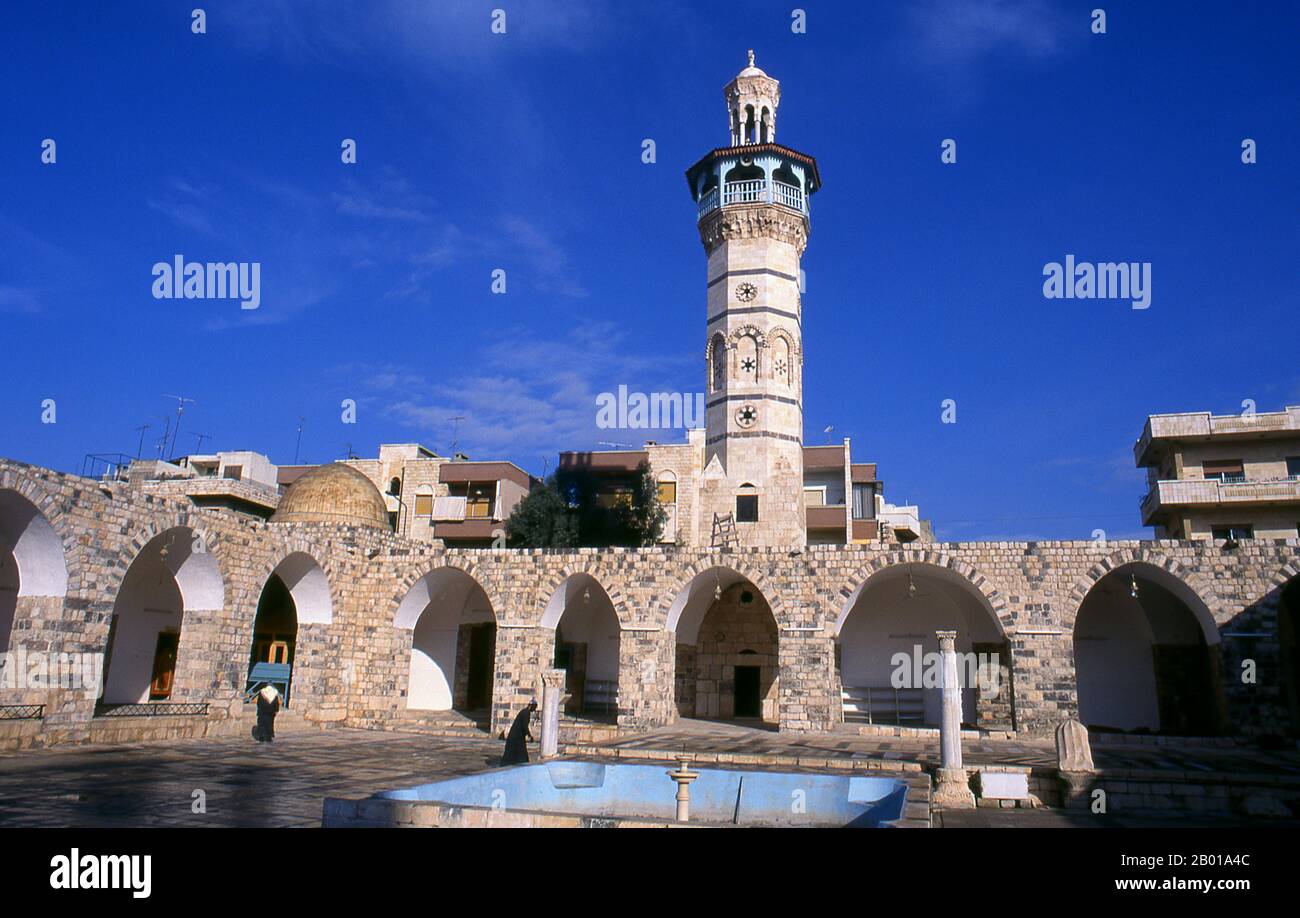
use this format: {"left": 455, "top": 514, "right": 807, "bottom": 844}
{"left": 835, "top": 564, "right": 1011, "bottom": 730}
{"left": 541, "top": 574, "right": 620, "bottom": 719}
{"left": 1073, "top": 563, "right": 1222, "bottom": 736}
{"left": 246, "top": 553, "right": 332, "bottom": 704}
{"left": 667, "top": 568, "right": 779, "bottom": 724}
{"left": 0, "top": 489, "right": 69, "bottom": 656}
{"left": 102, "top": 528, "right": 223, "bottom": 705}
{"left": 395, "top": 568, "right": 496, "bottom": 714}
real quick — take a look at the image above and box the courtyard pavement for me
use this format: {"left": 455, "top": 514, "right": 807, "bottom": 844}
{"left": 1, "top": 722, "right": 1297, "bottom": 828}
{"left": 0, "top": 729, "right": 504, "bottom": 828}
{"left": 592, "top": 718, "right": 1300, "bottom": 777}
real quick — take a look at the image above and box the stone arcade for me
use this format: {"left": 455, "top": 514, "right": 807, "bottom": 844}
{"left": 1, "top": 55, "right": 1297, "bottom": 751}
{"left": 2, "top": 456, "right": 1298, "bottom": 749}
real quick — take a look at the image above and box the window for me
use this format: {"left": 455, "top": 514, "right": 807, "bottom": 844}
{"left": 852, "top": 483, "right": 875, "bottom": 520}
{"left": 657, "top": 479, "right": 677, "bottom": 504}
{"left": 803, "top": 487, "right": 825, "bottom": 508}
{"left": 1287, "top": 457, "right": 1300, "bottom": 479}
{"left": 389, "top": 477, "right": 402, "bottom": 496}
{"left": 1211, "top": 524, "right": 1253, "bottom": 541}
{"left": 447, "top": 482, "right": 495, "bottom": 518}
{"left": 736, "top": 494, "right": 758, "bottom": 522}
{"left": 413, "top": 492, "right": 433, "bottom": 517}
{"left": 1203, "top": 459, "right": 1244, "bottom": 482}
{"left": 224, "top": 465, "right": 243, "bottom": 481}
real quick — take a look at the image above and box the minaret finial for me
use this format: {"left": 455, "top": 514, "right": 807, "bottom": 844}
{"left": 747, "top": 49, "right": 755, "bottom": 68}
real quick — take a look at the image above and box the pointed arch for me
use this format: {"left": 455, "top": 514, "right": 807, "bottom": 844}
{"left": 102, "top": 525, "right": 224, "bottom": 704}
{"left": 1067, "top": 548, "right": 1220, "bottom": 643}
{"left": 665, "top": 563, "right": 780, "bottom": 722}
{"left": 1071, "top": 556, "right": 1224, "bottom": 735}
{"left": 394, "top": 564, "right": 498, "bottom": 712}
{"left": 256, "top": 547, "right": 335, "bottom": 626}
{"left": 833, "top": 557, "right": 1010, "bottom": 729}
{"left": 0, "top": 488, "right": 68, "bottom": 598}
{"left": 831, "top": 552, "right": 1009, "bottom": 637}
{"left": 540, "top": 572, "right": 623, "bottom": 717}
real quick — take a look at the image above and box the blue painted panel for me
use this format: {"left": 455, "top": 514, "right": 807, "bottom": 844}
{"left": 376, "top": 762, "right": 909, "bottom": 826}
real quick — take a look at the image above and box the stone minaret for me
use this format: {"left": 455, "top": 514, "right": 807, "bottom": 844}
{"left": 685, "top": 51, "right": 821, "bottom": 549}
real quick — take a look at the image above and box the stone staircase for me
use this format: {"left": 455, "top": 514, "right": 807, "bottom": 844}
{"left": 387, "top": 709, "right": 492, "bottom": 738}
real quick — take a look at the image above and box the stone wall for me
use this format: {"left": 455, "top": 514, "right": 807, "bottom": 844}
{"left": 2, "top": 458, "right": 1299, "bottom": 749}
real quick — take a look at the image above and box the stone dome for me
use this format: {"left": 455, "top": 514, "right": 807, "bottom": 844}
{"left": 271, "top": 462, "right": 390, "bottom": 530}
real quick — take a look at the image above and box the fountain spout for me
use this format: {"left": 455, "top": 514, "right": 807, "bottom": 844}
{"left": 666, "top": 754, "right": 700, "bottom": 822}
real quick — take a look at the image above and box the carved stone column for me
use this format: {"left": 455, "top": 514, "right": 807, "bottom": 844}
{"left": 932, "top": 630, "right": 975, "bottom": 809}
{"left": 539, "top": 669, "right": 565, "bottom": 759}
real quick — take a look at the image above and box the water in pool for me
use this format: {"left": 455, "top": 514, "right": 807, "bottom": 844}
{"left": 378, "top": 760, "right": 910, "bottom": 827}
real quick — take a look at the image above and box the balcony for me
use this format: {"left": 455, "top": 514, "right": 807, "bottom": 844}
{"left": 806, "top": 505, "right": 847, "bottom": 530}
{"left": 1134, "top": 406, "right": 1300, "bottom": 465}
{"left": 698, "top": 178, "right": 806, "bottom": 220}
{"left": 879, "top": 505, "right": 922, "bottom": 541}
{"left": 1140, "top": 476, "right": 1300, "bottom": 525}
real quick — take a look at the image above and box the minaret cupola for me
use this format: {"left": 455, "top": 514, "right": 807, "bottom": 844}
{"left": 726, "top": 49, "right": 781, "bottom": 145}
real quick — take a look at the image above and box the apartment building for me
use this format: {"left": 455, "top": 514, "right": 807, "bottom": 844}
{"left": 1136, "top": 405, "right": 1300, "bottom": 541}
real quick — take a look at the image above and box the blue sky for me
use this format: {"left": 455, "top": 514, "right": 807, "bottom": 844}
{"left": 1, "top": 0, "right": 1296, "bottom": 541}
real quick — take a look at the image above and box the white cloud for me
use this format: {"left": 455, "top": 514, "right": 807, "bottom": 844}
{"left": 908, "top": 0, "right": 1067, "bottom": 62}
{"left": 345, "top": 323, "right": 697, "bottom": 464}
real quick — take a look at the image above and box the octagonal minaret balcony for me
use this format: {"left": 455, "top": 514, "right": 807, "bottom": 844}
{"left": 686, "top": 51, "right": 821, "bottom": 225}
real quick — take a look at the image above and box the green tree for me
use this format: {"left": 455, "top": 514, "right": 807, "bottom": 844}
{"left": 504, "top": 476, "right": 578, "bottom": 548}
{"left": 505, "top": 462, "right": 665, "bottom": 548}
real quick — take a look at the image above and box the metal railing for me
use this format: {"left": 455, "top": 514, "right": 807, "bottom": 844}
{"left": 841, "top": 686, "right": 925, "bottom": 725}
{"left": 0, "top": 704, "right": 44, "bottom": 721}
{"left": 697, "top": 186, "right": 719, "bottom": 218}
{"left": 1141, "top": 475, "right": 1300, "bottom": 507}
{"left": 94, "top": 702, "right": 210, "bottom": 718}
{"left": 80, "top": 453, "right": 135, "bottom": 481}
{"left": 772, "top": 180, "right": 803, "bottom": 210}
{"left": 698, "top": 177, "right": 808, "bottom": 219}
{"left": 723, "top": 178, "right": 767, "bottom": 205}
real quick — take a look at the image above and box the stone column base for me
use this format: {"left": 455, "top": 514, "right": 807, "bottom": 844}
{"left": 932, "top": 767, "right": 975, "bottom": 809}
{"left": 1058, "top": 769, "right": 1094, "bottom": 809}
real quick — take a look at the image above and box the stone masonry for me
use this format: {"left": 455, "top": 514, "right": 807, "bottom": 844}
{"left": 2, "top": 457, "right": 1298, "bottom": 750}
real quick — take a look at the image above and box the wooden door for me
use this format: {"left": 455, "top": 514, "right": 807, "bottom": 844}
{"left": 149, "top": 631, "right": 180, "bottom": 700}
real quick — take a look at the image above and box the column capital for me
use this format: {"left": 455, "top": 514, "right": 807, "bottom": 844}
{"left": 935, "top": 629, "right": 957, "bottom": 650}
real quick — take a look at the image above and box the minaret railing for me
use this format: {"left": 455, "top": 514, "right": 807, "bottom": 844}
{"left": 772, "top": 180, "right": 803, "bottom": 211}
{"left": 699, "top": 177, "right": 807, "bottom": 219}
{"left": 697, "top": 186, "right": 719, "bottom": 218}
{"left": 723, "top": 178, "right": 767, "bottom": 205}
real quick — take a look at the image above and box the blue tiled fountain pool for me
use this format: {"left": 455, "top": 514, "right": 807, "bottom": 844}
{"left": 374, "top": 760, "right": 911, "bottom": 827}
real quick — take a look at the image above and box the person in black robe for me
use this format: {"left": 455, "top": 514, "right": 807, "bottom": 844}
{"left": 500, "top": 700, "right": 537, "bottom": 766}
{"left": 252, "top": 684, "right": 281, "bottom": 742}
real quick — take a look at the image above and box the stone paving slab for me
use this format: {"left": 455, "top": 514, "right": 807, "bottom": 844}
{"left": 2, "top": 723, "right": 1298, "bottom": 829}
{"left": 595, "top": 719, "right": 1300, "bottom": 777}
{"left": 0, "top": 728, "right": 505, "bottom": 828}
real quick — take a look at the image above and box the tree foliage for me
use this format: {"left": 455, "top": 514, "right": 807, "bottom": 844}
{"left": 506, "top": 461, "right": 665, "bottom": 548}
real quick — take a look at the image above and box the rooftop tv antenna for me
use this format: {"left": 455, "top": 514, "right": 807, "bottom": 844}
{"left": 823, "top": 424, "right": 834, "bottom": 444}
{"left": 294, "top": 416, "right": 306, "bottom": 464}
{"left": 597, "top": 441, "right": 635, "bottom": 449}
{"left": 132, "top": 424, "right": 151, "bottom": 460}
{"left": 191, "top": 432, "right": 211, "bottom": 453}
{"left": 448, "top": 415, "right": 466, "bottom": 455}
{"left": 163, "top": 394, "right": 195, "bottom": 458}
{"left": 155, "top": 415, "right": 172, "bottom": 459}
